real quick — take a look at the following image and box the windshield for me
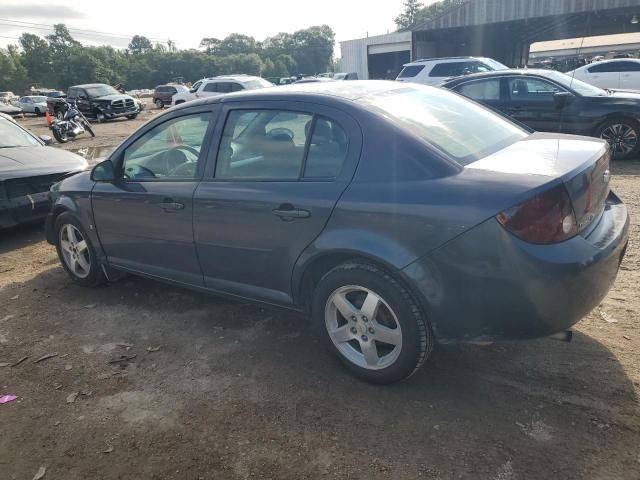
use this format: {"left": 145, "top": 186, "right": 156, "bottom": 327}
{"left": 243, "top": 78, "right": 274, "bottom": 89}
{"left": 360, "top": 86, "right": 528, "bottom": 165}
{"left": 483, "top": 58, "right": 509, "bottom": 70}
{"left": 84, "top": 85, "right": 119, "bottom": 97}
{"left": 543, "top": 70, "right": 607, "bottom": 96}
{"left": 0, "top": 117, "right": 41, "bottom": 147}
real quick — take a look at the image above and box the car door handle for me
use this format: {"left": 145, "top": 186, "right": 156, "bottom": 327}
{"left": 272, "top": 205, "right": 310, "bottom": 220}
{"left": 158, "top": 200, "right": 185, "bottom": 211}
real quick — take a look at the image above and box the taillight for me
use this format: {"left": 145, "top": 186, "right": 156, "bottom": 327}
{"left": 496, "top": 184, "right": 578, "bottom": 244}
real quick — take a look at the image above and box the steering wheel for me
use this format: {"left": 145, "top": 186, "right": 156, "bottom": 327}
{"left": 168, "top": 160, "right": 197, "bottom": 177}
{"left": 164, "top": 144, "right": 200, "bottom": 172}
{"left": 267, "top": 128, "right": 294, "bottom": 141}
{"left": 124, "top": 164, "right": 155, "bottom": 179}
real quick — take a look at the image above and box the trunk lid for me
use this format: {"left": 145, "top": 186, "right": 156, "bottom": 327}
{"left": 466, "top": 132, "right": 611, "bottom": 233}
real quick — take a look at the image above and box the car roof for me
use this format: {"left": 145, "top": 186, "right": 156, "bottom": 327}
{"left": 405, "top": 56, "right": 490, "bottom": 66}
{"left": 173, "top": 80, "right": 413, "bottom": 109}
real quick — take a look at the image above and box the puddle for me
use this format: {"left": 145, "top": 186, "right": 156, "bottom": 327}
{"left": 69, "top": 145, "right": 115, "bottom": 165}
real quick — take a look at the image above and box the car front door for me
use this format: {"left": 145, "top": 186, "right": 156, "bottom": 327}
{"left": 76, "top": 88, "right": 92, "bottom": 115}
{"left": 92, "top": 107, "right": 215, "bottom": 285}
{"left": 193, "top": 102, "right": 361, "bottom": 306}
{"left": 504, "top": 76, "right": 570, "bottom": 132}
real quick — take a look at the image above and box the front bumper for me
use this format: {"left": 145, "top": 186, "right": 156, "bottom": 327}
{"left": 0, "top": 189, "right": 50, "bottom": 229}
{"left": 403, "top": 192, "right": 630, "bottom": 342}
{"left": 98, "top": 106, "right": 139, "bottom": 119}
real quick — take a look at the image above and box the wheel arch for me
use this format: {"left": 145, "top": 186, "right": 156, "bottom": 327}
{"left": 593, "top": 112, "right": 640, "bottom": 135}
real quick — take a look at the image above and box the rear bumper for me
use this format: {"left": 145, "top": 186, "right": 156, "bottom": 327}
{"left": 403, "top": 192, "right": 630, "bottom": 342}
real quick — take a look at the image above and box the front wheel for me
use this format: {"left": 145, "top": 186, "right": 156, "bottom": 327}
{"left": 84, "top": 121, "right": 95, "bottom": 137}
{"left": 312, "top": 262, "right": 433, "bottom": 384}
{"left": 96, "top": 111, "right": 106, "bottom": 123}
{"left": 597, "top": 118, "right": 640, "bottom": 160}
{"left": 155, "top": 99, "right": 163, "bottom": 109}
{"left": 54, "top": 213, "right": 105, "bottom": 287}
{"left": 51, "top": 126, "right": 69, "bottom": 144}
{"left": 126, "top": 114, "right": 138, "bottom": 120}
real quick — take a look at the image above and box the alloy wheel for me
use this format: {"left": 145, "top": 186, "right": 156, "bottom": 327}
{"left": 325, "top": 285, "right": 403, "bottom": 370}
{"left": 59, "top": 224, "right": 91, "bottom": 279}
{"left": 600, "top": 123, "right": 638, "bottom": 155}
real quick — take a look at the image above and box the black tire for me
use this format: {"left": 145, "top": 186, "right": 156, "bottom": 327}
{"left": 51, "top": 126, "right": 69, "bottom": 144}
{"left": 34, "top": 107, "right": 41, "bottom": 115}
{"left": 55, "top": 109, "right": 64, "bottom": 120}
{"left": 596, "top": 117, "right": 640, "bottom": 160}
{"left": 54, "top": 212, "right": 106, "bottom": 287}
{"left": 84, "top": 121, "right": 95, "bottom": 137}
{"left": 126, "top": 114, "right": 138, "bottom": 120}
{"left": 312, "top": 261, "right": 433, "bottom": 384}
{"left": 155, "top": 99, "right": 164, "bottom": 109}
{"left": 96, "top": 111, "right": 106, "bottom": 123}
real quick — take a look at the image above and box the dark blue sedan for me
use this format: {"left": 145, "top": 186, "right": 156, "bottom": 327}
{"left": 46, "top": 81, "right": 629, "bottom": 384}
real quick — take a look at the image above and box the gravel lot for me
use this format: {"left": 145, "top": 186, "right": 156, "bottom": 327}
{"left": 1, "top": 108, "right": 639, "bottom": 479}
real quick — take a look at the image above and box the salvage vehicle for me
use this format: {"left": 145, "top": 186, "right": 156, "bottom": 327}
{"left": 46, "top": 81, "right": 629, "bottom": 384}
{"left": 16, "top": 96, "right": 48, "bottom": 115}
{"left": 0, "top": 102, "right": 23, "bottom": 118}
{"left": 442, "top": 69, "right": 640, "bottom": 159}
{"left": 153, "top": 84, "right": 189, "bottom": 108}
{"left": 47, "top": 84, "right": 138, "bottom": 123}
{"left": 0, "top": 115, "right": 87, "bottom": 229}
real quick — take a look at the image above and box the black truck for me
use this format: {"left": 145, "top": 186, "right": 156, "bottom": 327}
{"left": 47, "top": 83, "right": 138, "bottom": 123}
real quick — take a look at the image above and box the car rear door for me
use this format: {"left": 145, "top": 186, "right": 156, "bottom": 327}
{"left": 193, "top": 101, "right": 361, "bottom": 306}
{"left": 583, "top": 62, "right": 621, "bottom": 89}
{"left": 92, "top": 106, "right": 216, "bottom": 285}
{"left": 618, "top": 61, "right": 640, "bottom": 90}
{"left": 452, "top": 77, "right": 506, "bottom": 112}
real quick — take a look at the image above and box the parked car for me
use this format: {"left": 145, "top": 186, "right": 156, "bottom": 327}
{"left": 566, "top": 59, "right": 640, "bottom": 90}
{"left": 47, "top": 84, "right": 139, "bottom": 123}
{"left": 0, "top": 115, "right": 87, "bottom": 229}
{"left": 16, "top": 96, "right": 48, "bottom": 115}
{"left": 396, "top": 56, "right": 508, "bottom": 86}
{"left": 333, "top": 72, "right": 359, "bottom": 80}
{"left": 153, "top": 84, "right": 189, "bottom": 109}
{"left": 171, "top": 75, "right": 273, "bottom": 105}
{"left": 294, "top": 77, "right": 335, "bottom": 84}
{"left": 442, "top": 68, "right": 640, "bottom": 159}
{"left": 0, "top": 91, "right": 19, "bottom": 104}
{"left": 45, "top": 81, "right": 628, "bottom": 384}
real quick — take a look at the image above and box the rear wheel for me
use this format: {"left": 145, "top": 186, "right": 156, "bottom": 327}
{"left": 597, "top": 118, "right": 640, "bottom": 160}
{"left": 34, "top": 107, "right": 41, "bottom": 115}
{"left": 312, "top": 262, "right": 433, "bottom": 384}
{"left": 54, "top": 213, "right": 105, "bottom": 287}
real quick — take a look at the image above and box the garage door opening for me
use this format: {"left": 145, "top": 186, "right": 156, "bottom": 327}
{"left": 367, "top": 51, "right": 410, "bottom": 80}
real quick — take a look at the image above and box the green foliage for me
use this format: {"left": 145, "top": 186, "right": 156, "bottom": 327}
{"left": 395, "top": 0, "right": 467, "bottom": 30}
{"left": 0, "top": 24, "right": 335, "bottom": 92}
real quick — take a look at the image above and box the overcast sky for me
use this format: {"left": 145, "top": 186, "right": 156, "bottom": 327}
{"left": 0, "top": 0, "right": 423, "bottom": 55}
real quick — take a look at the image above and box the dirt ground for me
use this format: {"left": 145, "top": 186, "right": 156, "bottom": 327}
{"left": 1, "top": 108, "right": 639, "bottom": 479}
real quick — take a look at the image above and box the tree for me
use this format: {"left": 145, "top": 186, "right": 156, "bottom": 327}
{"left": 218, "top": 34, "right": 257, "bottom": 56}
{"left": 0, "top": 47, "right": 27, "bottom": 92}
{"left": 395, "top": 0, "right": 424, "bottom": 30}
{"left": 19, "top": 33, "right": 51, "bottom": 85}
{"left": 128, "top": 35, "right": 152, "bottom": 54}
{"left": 290, "top": 25, "right": 334, "bottom": 74}
{"left": 199, "top": 37, "right": 221, "bottom": 55}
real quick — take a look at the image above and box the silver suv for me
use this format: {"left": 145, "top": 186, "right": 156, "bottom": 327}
{"left": 396, "top": 57, "right": 508, "bottom": 86}
{"left": 172, "top": 75, "right": 273, "bottom": 105}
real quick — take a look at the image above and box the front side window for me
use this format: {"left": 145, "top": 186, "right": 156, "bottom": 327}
{"left": 456, "top": 79, "right": 501, "bottom": 101}
{"left": 508, "top": 77, "right": 562, "bottom": 102}
{"left": 397, "top": 65, "right": 425, "bottom": 78}
{"left": 203, "top": 82, "right": 217, "bottom": 93}
{"left": 617, "top": 61, "right": 640, "bottom": 72}
{"left": 216, "top": 110, "right": 313, "bottom": 179}
{"left": 122, "top": 113, "right": 211, "bottom": 180}
{"left": 359, "top": 86, "right": 527, "bottom": 166}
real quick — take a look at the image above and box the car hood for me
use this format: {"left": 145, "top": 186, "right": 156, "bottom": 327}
{"left": 0, "top": 104, "right": 22, "bottom": 113}
{"left": 0, "top": 146, "right": 88, "bottom": 180}
{"left": 92, "top": 94, "right": 132, "bottom": 102}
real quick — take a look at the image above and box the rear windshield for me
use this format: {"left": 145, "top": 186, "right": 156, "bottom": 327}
{"left": 397, "top": 65, "right": 426, "bottom": 78}
{"left": 360, "top": 86, "right": 528, "bottom": 165}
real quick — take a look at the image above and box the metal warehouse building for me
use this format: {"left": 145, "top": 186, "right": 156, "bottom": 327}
{"left": 339, "top": 32, "right": 412, "bottom": 80}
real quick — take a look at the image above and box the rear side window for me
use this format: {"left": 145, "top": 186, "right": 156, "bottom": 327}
{"left": 397, "top": 65, "right": 425, "bottom": 78}
{"left": 304, "top": 117, "right": 348, "bottom": 178}
{"left": 456, "top": 79, "right": 501, "bottom": 101}
{"left": 216, "top": 110, "right": 313, "bottom": 179}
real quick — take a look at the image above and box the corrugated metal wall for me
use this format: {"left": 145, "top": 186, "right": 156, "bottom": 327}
{"left": 339, "top": 32, "right": 412, "bottom": 80}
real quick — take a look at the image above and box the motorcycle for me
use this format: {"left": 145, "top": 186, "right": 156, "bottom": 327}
{"left": 48, "top": 100, "right": 95, "bottom": 144}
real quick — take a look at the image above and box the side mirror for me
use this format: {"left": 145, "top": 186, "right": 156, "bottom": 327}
{"left": 91, "top": 159, "right": 116, "bottom": 182}
{"left": 553, "top": 91, "right": 574, "bottom": 108}
{"left": 189, "top": 88, "right": 196, "bottom": 94}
